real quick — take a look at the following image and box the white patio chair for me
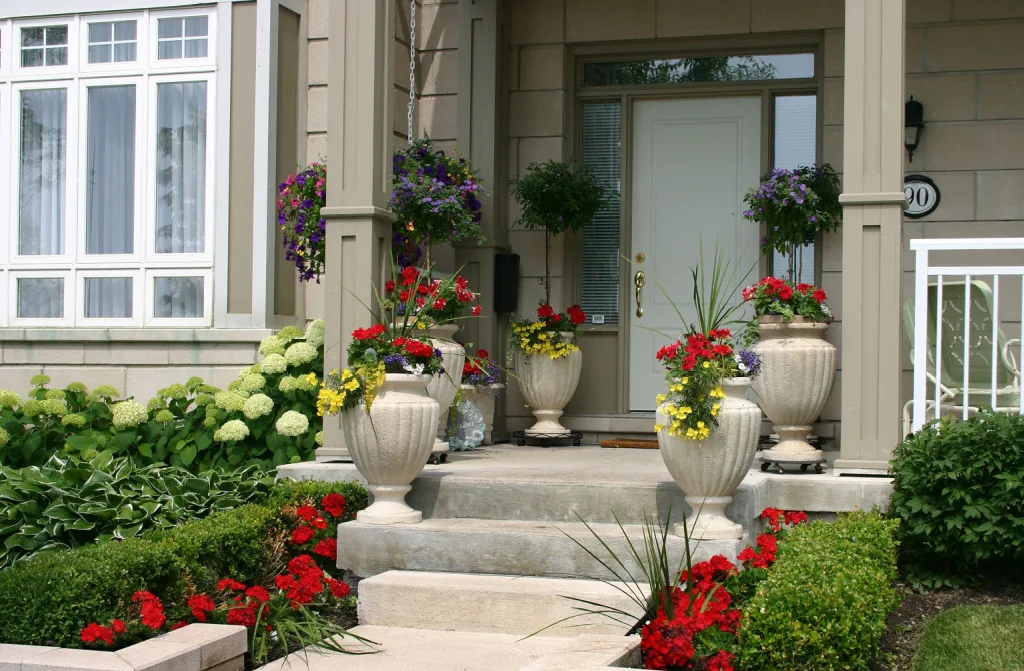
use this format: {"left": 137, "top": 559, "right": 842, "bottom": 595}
{"left": 901, "top": 280, "right": 1021, "bottom": 437}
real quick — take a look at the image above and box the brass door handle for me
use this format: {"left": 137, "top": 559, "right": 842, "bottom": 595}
{"left": 634, "top": 270, "right": 646, "bottom": 318}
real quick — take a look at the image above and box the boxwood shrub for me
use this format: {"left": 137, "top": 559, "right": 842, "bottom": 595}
{"left": 890, "top": 413, "right": 1024, "bottom": 588}
{"left": 737, "top": 511, "right": 900, "bottom": 671}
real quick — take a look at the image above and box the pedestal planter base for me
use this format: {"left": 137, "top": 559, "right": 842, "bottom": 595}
{"left": 357, "top": 485, "right": 423, "bottom": 524}
{"left": 525, "top": 410, "right": 571, "bottom": 436}
{"left": 676, "top": 496, "right": 743, "bottom": 540}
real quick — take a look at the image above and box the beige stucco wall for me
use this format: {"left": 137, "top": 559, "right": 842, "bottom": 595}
{"left": 228, "top": 1, "right": 258, "bottom": 315}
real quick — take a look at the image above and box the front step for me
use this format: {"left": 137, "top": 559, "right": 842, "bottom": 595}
{"left": 256, "top": 627, "right": 639, "bottom": 671}
{"left": 358, "top": 571, "right": 646, "bottom": 637}
{"left": 337, "top": 517, "right": 747, "bottom": 579}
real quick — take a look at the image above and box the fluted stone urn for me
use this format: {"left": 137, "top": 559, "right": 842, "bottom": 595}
{"left": 420, "top": 323, "right": 466, "bottom": 455}
{"left": 341, "top": 373, "right": 439, "bottom": 524}
{"left": 656, "top": 377, "right": 761, "bottom": 540}
{"left": 515, "top": 333, "right": 582, "bottom": 436}
{"left": 751, "top": 316, "right": 837, "bottom": 462}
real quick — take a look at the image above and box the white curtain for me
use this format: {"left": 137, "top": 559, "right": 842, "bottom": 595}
{"left": 155, "top": 276, "right": 203, "bottom": 318}
{"left": 85, "top": 277, "right": 132, "bottom": 319}
{"left": 18, "top": 278, "right": 63, "bottom": 319}
{"left": 87, "top": 85, "right": 135, "bottom": 255}
{"left": 155, "top": 81, "right": 206, "bottom": 254}
{"left": 19, "top": 88, "right": 66, "bottom": 256}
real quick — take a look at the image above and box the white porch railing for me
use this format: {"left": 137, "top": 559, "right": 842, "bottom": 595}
{"left": 908, "top": 238, "right": 1024, "bottom": 435}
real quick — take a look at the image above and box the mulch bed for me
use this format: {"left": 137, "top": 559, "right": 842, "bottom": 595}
{"left": 875, "top": 582, "right": 1024, "bottom": 671}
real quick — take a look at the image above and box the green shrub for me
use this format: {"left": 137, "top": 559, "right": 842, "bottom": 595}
{"left": 0, "top": 320, "right": 325, "bottom": 472}
{"left": 0, "top": 537, "right": 189, "bottom": 647}
{"left": 0, "top": 454, "right": 274, "bottom": 569}
{"left": 891, "top": 413, "right": 1024, "bottom": 588}
{"left": 737, "top": 511, "right": 900, "bottom": 671}
{"left": 269, "top": 478, "right": 369, "bottom": 522}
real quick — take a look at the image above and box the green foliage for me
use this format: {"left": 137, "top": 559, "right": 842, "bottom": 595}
{"left": 737, "top": 512, "right": 900, "bottom": 671}
{"left": 910, "top": 605, "right": 1024, "bottom": 671}
{"left": 268, "top": 478, "right": 370, "bottom": 519}
{"left": 0, "top": 319, "right": 325, "bottom": 473}
{"left": 0, "top": 536, "right": 189, "bottom": 647}
{"left": 891, "top": 413, "right": 1024, "bottom": 588}
{"left": 0, "top": 454, "right": 274, "bottom": 569}
{"left": 513, "top": 160, "right": 610, "bottom": 237}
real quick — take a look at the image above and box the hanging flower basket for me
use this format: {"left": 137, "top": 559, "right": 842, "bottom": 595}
{"left": 277, "top": 162, "right": 327, "bottom": 282}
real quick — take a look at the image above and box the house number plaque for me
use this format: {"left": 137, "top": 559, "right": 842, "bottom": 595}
{"left": 904, "top": 175, "right": 940, "bottom": 219}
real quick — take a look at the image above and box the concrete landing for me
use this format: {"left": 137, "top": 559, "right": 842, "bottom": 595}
{"left": 255, "top": 628, "right": 639, "bottom": 671}
{"left": 337, "top": 517, "right": 746, "bottom": 579}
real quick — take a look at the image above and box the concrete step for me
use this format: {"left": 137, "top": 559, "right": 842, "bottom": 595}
{"left": 337, "top": 517, "right": 745, "bottom": 579}
{"left": 357, "top": 571, "right": 646, "bottom": 637}
{"left": 256, "top": 627, "right": 639, "bottom": 671}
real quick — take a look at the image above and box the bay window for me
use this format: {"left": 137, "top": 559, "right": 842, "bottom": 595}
{"left": 0, "top": 8, "right": 216, "bottom": 328}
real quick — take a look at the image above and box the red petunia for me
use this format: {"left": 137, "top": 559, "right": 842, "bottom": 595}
{"left": 291, "top": 526, "right": 316, "bottom": 545}
{"left": 432, "top": 298, "right": 447, "bottom": 310}
{"left": 188, "top": 594, "right": 216, "bottom": 622}
{"left": 813, "top": 289, "right": 827, "bottom": 304}
{"left": 471, "top": 305, "right": 482, "bottom": 316}
{"left": 296, "top": 505, "right": 317, "bottom": 521}
{"left": 777, "top": 285, "right": 794, "bottom": 301}
{"left": 321, "top": 493, "right": 346, "bottom": 517}
{"left": 537, "top": 304, "right": 554, "bottom": 319}
{"left": 313, "top": 538, "right": 338, "bottom": 561}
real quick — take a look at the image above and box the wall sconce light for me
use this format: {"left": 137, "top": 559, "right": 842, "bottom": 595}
{"left": 905, "top": 96, "right": 925, "bottom": 163}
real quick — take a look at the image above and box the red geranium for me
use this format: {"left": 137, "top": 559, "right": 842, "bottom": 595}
{"left": 132, "top": 591, "right": 166, "bottom": 631}
{"left": 290, "top": 526, "right": 316, "bottom": 545}
{"left": 327, "top": 577, "right": 351, "bottom": 599}
{"left": 313, "top": 539, "right": 338, "bottom": 561}
{"left": 111, "top": 619, "right": 126, "bottom": 634}
{"left": 537, "top": 304, "right": 554, "bottom": 319}
{"left": 471, "top": 305, "right": 482, "bottom": 316}
{"left": 351, "top": 323, "right": 386, "bottom": 341}
{"left": 246, "top": 586, "right": 271, "bottom": 604}
{"left": 188, "top": 594, "right": 216, "bottom": 622}
{"left": 567, "top": 304, "right": 586, "bottom": 325}
{"left": 217, "top": 578, "right": 247, "bottom": 592}
{"left": 81, "top": 622, "right": 114, "bottom": 646}
{"left": 296, "top": 505, "right": 317, "bottom": 521}
{"left": 322, "top": 493, "right": 346, "bottom": 517}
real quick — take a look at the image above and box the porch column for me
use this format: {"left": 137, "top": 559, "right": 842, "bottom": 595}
{"left": 316, "top": 0, "right": 395, "bottom": 461}
{"left": 456, "top": 0, "right": 510, "bottom": 430}
{"left": 834, "top": 0, "right": 906, "bottom": 473}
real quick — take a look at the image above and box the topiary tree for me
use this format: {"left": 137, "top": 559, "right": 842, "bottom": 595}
{"left": 513, "top": 160, "right": 611, "bottom": 306}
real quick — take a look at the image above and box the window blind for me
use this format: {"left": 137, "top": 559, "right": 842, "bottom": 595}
{"left": 772, "top": 95, "right": 817, "bottom": 285}
{"left": 580, "top": 102, "right": 621, "bottom": 325}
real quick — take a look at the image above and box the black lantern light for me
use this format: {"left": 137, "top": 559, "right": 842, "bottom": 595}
{"left": 905, "top": 96, "right": 925, "bottom": 163}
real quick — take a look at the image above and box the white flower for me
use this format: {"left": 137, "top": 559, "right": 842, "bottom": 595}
{"left": 239, "top": 373, "right": 267, "bottom": 393}
{"left": 0, "top": 390, "right": 23, "bottom": 409}
{"left": 214, "top": 419, "right": 250, "bottom": 442}
{"left": 315, "top": 430, "right": 324, "bottom": 446}
{"left": 275, "top": 410, "right": 309, "bottom": 437}
{"left": 0, "top": 428, "right": 9, "bottom": 448}
{"left": 403, "top": 362, "right": 425, "bottom": 375}
{"left": 734, "top": 354, "right": 750, "bottom": 374}
{"left": 285, "top": 342, "right": 318, "bottom": 367}
{"left": 242, "top": 393, "right": 275, "bottom": 419}
{"left": 259, "top": 336, "right": 286, "bottom": 356}
{"left": 111, "top": 400, "right": 148, "bottom": 429}
{"left": 305, "top": 319, "right": 325, "bottom": 349}
{"left": 214, "top": 391, "right": 246, "bottom": 412}
{"left": 278, "top": 376, "right": 298, "bottom": 393}
{"left": 260, "top": 353, "right": 287, "bottom": 375}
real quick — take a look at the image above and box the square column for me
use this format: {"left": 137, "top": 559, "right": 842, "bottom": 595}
{"left": 834, "top": 0, "right": 907, "bottom": 474}
{"left": 317, "top": 0, "right": 396, "bottom": 461}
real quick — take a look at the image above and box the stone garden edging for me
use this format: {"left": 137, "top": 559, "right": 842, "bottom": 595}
{"left": 0, "top": 623, "right": 246, "bottom": 671}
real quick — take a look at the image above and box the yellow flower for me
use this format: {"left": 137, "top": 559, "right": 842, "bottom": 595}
{"left": 711, "top": 403, "right": 720, "bottom": 416}
{"left": 703, "top": 361, "right": 710, "bottom": 369}
{"left": 655, "top": 393, "right": 667, "bottom": 405}
{"left": 654, "top": 424, "right": 664, "bottom": 432}
{"left": 305, "top": 372, "right": 318, "bottom": 386}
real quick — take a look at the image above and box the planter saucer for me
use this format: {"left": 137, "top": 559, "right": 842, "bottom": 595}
{"left": 512, "top": 430, "right": 583, "bottom": 447}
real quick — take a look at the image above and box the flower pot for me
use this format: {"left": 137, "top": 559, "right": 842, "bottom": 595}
{"left": 656, "top": 377, "right": 761, "bottom": 540}
{"left": 750, "top": 316, "right": 836, "bottom": 461}
{"left": 460, "top": 383, "right": 504, "bottom": 445}
{"left": 341, "top": 373, "right": 439, "bottom": 524}
{"left": 515, "top": 333, "right": 582, "bottom": 436}
{"left": 419, "top": 323, "right": 466, "bottom": 455}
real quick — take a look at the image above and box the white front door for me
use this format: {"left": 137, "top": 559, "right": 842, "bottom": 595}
{"left": 629, "top": 96, "right": 761, "bottom": 412}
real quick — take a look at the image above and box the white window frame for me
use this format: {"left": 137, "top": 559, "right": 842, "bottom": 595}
{"left": 145, "top": 267, "right": 211, "bottom": 327}
{"left": 77, "top": 268, "right": 143, "bottom": 326}
{"left": 77, "top": 75, "right": 145, "bottom": 266}
{"left": 9, "top": 79, "right": 78, "bottom": 266}
{"left": 145, "top": 71, "right": 216, "bottom": 265}
{"left": 13, "top": 16, "right": 76, "bottom": 78}
{"left": 0, "top": 82, "right": 9, "bottom": 274}
{"left": 148, "top": 7, "right": 215, "bottom": 71}
{"left": 79, "top": 12, "right": 145, "bottom": 73}
{"left": 9, "top": 268, "right": 73, "bottom": 327}
{"left": 0, "top": 21, "right": 11, "bottom": 77}
{"left": 0, "top": 270, "right": 7, "bottom": 327}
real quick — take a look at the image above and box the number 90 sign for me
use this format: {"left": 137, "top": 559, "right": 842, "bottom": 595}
{"left": 904, "top": 175, "right": 940, "bottom": 219}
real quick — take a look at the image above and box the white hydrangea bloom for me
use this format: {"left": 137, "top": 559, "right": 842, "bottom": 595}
{"left": 92, "top": 385, "right": 121, "bottom": 399}
{"left": 305, "top": 319, "right": 325, "bottom": 349}
{"left": 214, "top": 419, "right": 250, "bottom": 442}
{"left": 315, "top": 430, "right": 324, "bottom": 446}
{"left": 239, "top": 373, "right": 267, "bottom": 393}
{"left": 214, "top": 391, "right": 247, "bottom": 412}
{"left": 260, "top": 353, "right": 287, "bottom": 375}
{"left": 259, "top": 336, "right": 286, "bottom": 356}
{"left": 284, "top": 342, "right": 318, "bottom": 367}
{"left": 278, "top": 376, "right": 298, "bottom": 393}
{"left": 242, "top": 393, "right": 275, "bottom": 419}
{"left": 111, "top": 400, "right": 148, "bottom": 429}
{"left": 0, "top": 427, "right": 8, "bottom": 448}
{"left": 0, "top": 391, "right": 23, "bottom": 409}
{"left": 61, "top": 413, "right": 87, "bottom": 427}
{"left": 275, "top": 410, "right": 309, "bottom": 437}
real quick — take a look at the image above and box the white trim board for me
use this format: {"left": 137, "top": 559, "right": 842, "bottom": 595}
{"left": 0, "top": 0, "right": 253, "bottom": 21}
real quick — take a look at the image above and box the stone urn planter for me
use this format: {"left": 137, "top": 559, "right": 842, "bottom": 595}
{"left": 656, "top": 377, "right": 761, "bottom": 540}
{"left": 419, "top": 323, "right": 466, "bottom": 454}
{"left": 460, "top": 383, "right": 504, "bottom": 444}
{"left": 341, "top": 373, "right": 439, "bottom": 524}
{"left": 515, "top": 333, "right": 582, "bottom": 436}
{"left": 751, "top": 316, "right": 837, "bottom": 462}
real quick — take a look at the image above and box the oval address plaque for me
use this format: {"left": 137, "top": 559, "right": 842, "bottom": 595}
{"left": 904, "top": 175, "right": 940, "bottom": 219}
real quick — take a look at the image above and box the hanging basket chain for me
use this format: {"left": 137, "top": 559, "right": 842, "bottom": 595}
{"left": 407, "top": 0, "right": 416, "bottom": 143}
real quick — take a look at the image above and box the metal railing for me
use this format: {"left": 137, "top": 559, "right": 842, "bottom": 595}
{"left": 908, "top": 238, "right": 1024, "bottom": 435}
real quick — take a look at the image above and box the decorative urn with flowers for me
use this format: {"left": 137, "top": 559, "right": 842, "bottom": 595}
{"left": 654, "top": 329, "right": 763, "bottom": 540}
{"left": 741, "top": 277, "right": 836, "bottom": 465}
{"left": 316, "top": 322, "right": 442, "bottom": 524}
{"left": 510, "top": 304, "right": 587, "bottom": 437}
{"left": 382, "top": 265, "right": 482, "bottom": 457}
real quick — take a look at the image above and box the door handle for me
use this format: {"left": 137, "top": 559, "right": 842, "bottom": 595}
{"left": 634, "top": 270, "right": 646, "bottom": 318}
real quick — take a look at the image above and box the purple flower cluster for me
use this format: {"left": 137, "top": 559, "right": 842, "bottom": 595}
{"left": 742, "top": 164, "right": 841, "bottom": 260}
{"left": 464, "top": 360, "right": 501, "bottom": 386}
{"left": 278, "top": 162, "right": 327, "bottom": 282}
{"left": 735, "top": 349, "right": 763, "bottom": 377}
